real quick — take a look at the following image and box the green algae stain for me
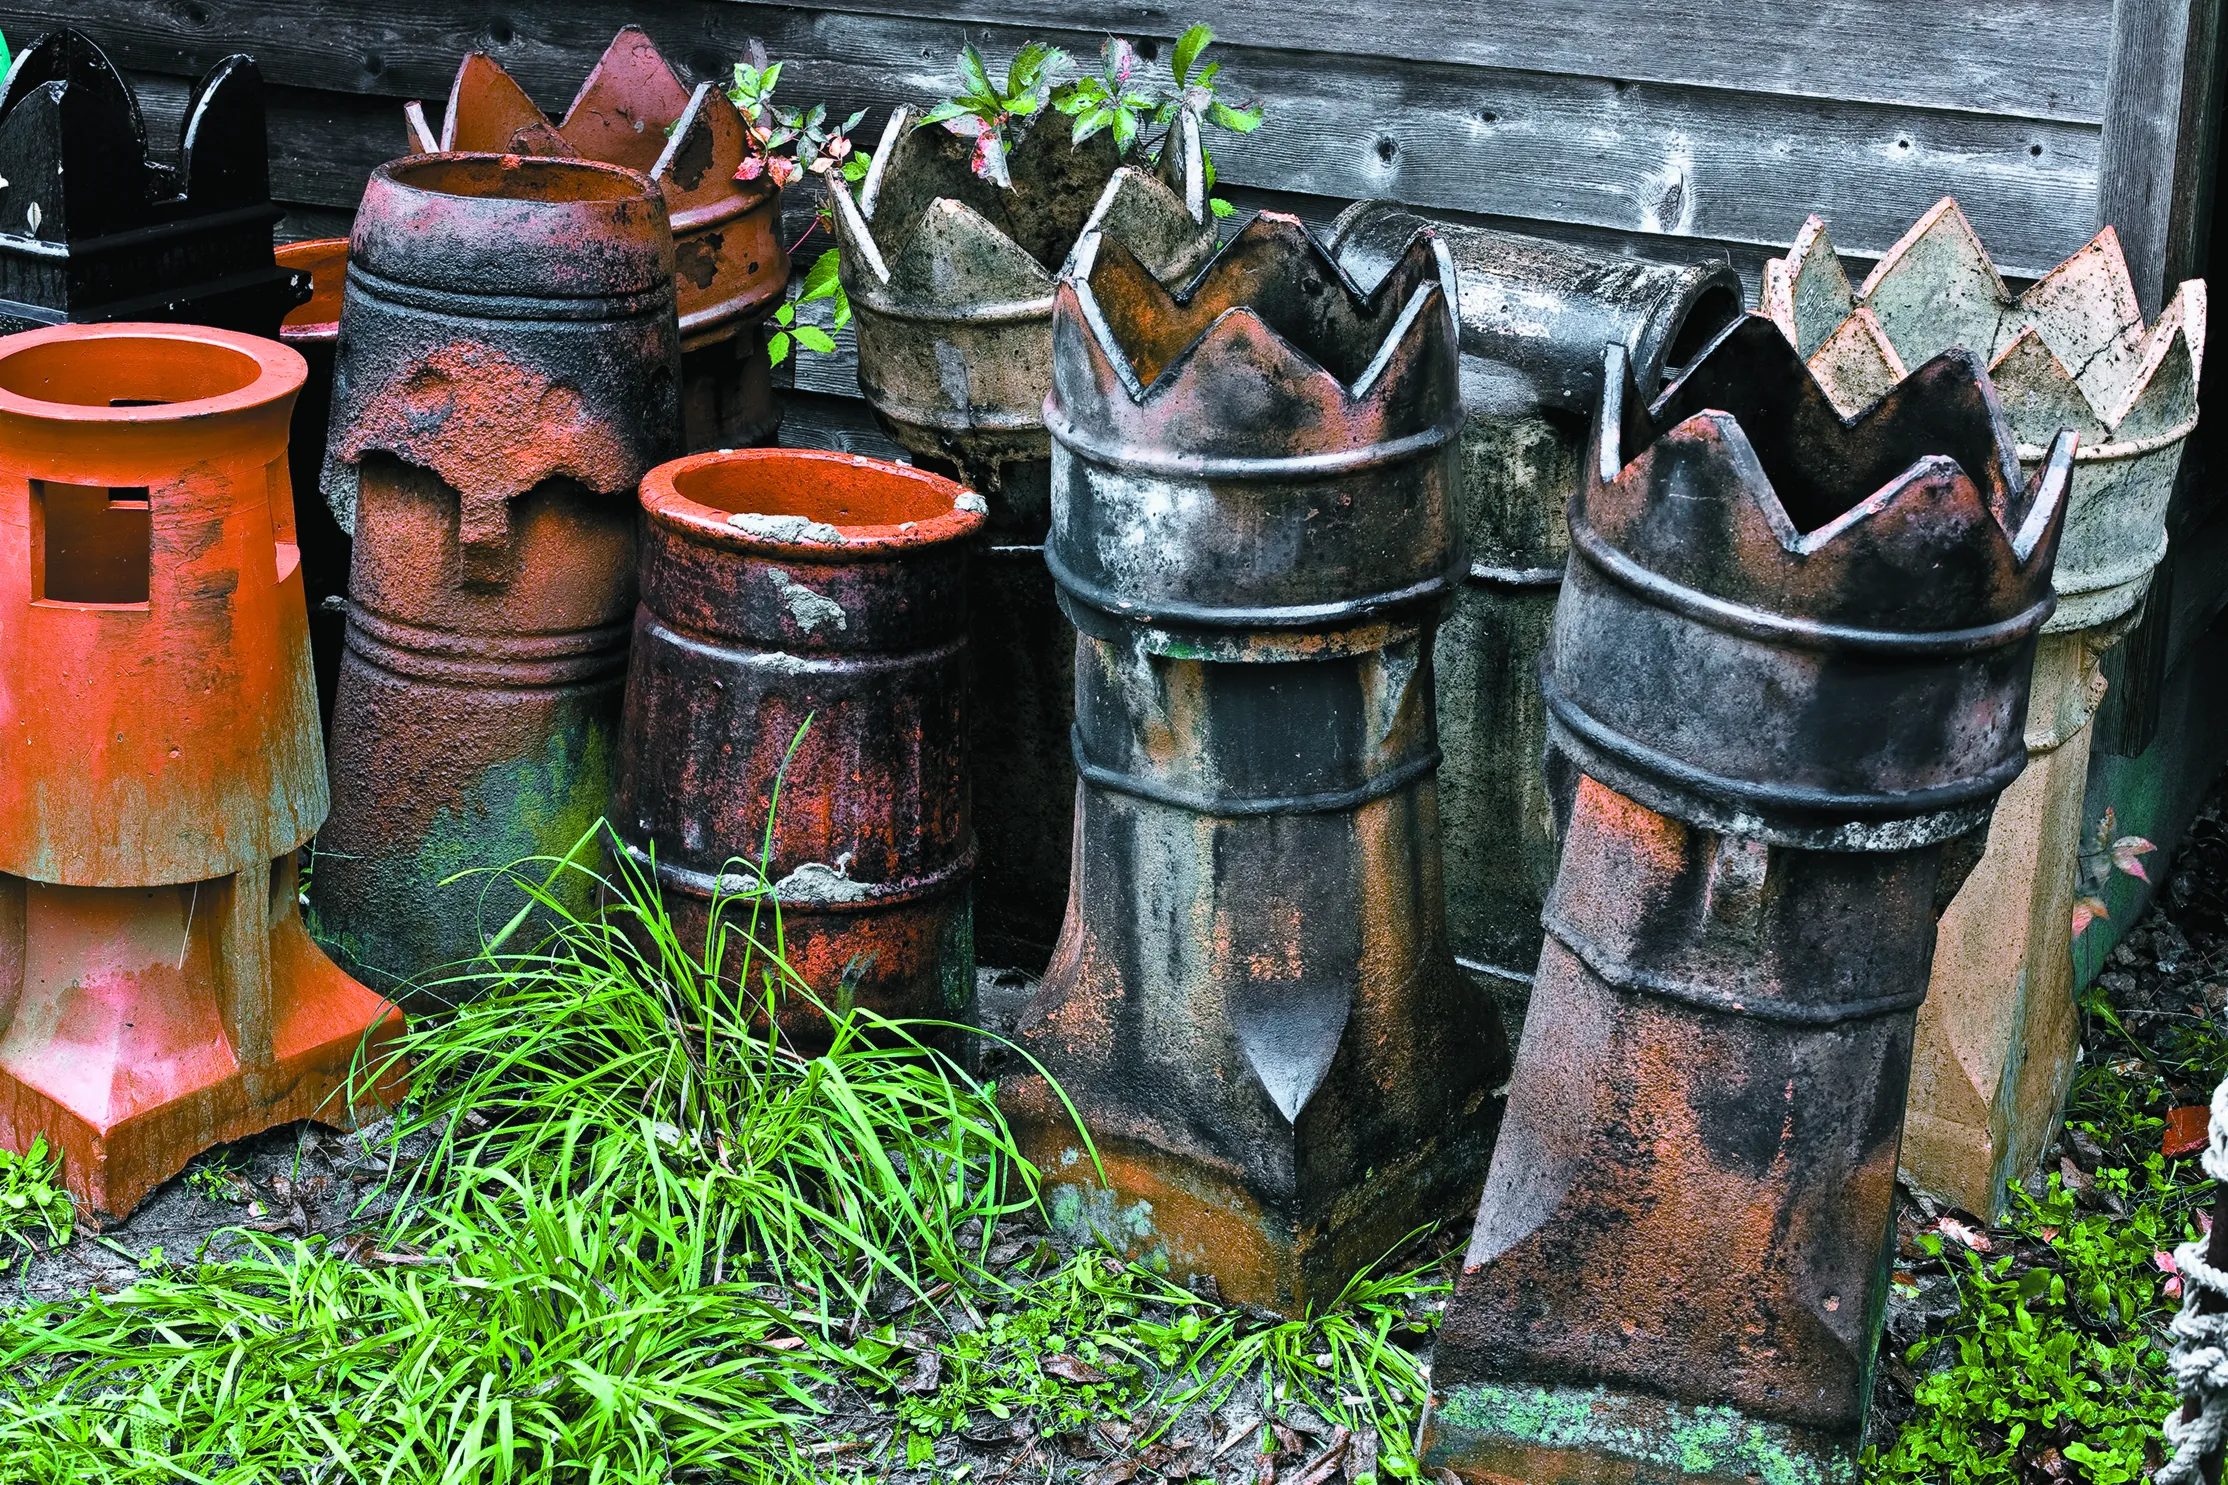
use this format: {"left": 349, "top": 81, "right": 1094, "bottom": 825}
{"left": 1435, "top": 1383, "right": 1853, "bottom": 1485}
{"left": 418, "top": 717, "right": 615, "bottom": 916}
{"left": 1046, "top": 1177, "right": 1172, "bottom": 1276}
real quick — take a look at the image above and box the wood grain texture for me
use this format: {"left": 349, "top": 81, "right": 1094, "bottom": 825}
{"left": 55, "top": 0, "right": 2105, "bottom": 278}
{"left": 789, "top": 0, "right": 2113, "bottom": 124}
{"left": 0, "top": 0, "right": 2115, "bottom": 123}
{"left": 2098, "top": 0, "right": 2200, "bottom": 315}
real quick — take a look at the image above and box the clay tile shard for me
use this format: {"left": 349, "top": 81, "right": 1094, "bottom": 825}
{"left": 557, "top": 26, "right": 692, "bottom": 173}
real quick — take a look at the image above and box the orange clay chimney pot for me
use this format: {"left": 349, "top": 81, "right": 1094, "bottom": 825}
{"left": 0, "top": 321, "right": 405, "bottom": 1219}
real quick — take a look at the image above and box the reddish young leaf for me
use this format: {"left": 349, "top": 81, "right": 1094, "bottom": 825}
{"left": 2072, "top": 896, "right": 2110, "bottom": 939}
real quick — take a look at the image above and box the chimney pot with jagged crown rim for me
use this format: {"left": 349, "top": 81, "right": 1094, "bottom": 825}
{"left": 309, "top": 153, "right": 682, "bottom": 999}
{"left": 831, "top": 103, "right": 1220, "bottom": 970}
{"left": 1000, "top": 211, "right": 1504, "bottom": 1315}
{"left": 0, "top": 322, "right": 405, "bottom": 1219}
{"left": 401, "top": 29, "right": 788, "bottom": 452}
{"left": 0, "top": 30, "right": 304, "bottom": 339}
{"left": 1427, "top": 313, "right": 2071, "bottom": 1484}
{"left": 1327, "top": 199, "right": 1746, "bottom": 1046}
{"left": 1759, "top": 198, "right": 2206, "bottom": 1220}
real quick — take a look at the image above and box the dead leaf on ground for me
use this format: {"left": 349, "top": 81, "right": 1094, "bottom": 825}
{"left": 1043, "top": 1352, "right": 1108, "bottom": 1384}
{"left": 338, "top": 1231, "right": 448, "bottom": 1269}
{"left": 895, "top": 1347, "right": 942, "bottom": 1395}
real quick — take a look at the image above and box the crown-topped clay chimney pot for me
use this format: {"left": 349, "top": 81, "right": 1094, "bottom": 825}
{"left": 1328, "top": 200, "right": 1744, "bottom": 1050}
{"left": 1763, "top": 199, "right": 2206, "bottom": 1220}
{"left": 405, "top": 30, "right": 788, "bottom": 453}
{"left": 1000, "top": 212, "right": 1505, "bottom": 1315}
{"left": 831, "top": 107, "right": 1219, "bottom": 970}
{"left": 1427, "top": 314, "right": 2072, "bottom": 1484}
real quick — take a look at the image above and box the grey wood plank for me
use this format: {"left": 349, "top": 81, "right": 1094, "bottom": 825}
{"left": 786, "top": 0, "right": 2112, "bottom": 124}
{"left": 0, "top": 0, "right": 2112, "bottom": 123}
{"left": 80, "top": 0, "right": 2104, "bottom": 280}
{"left": 2097, "top": 0, "right": 2201, "bottom": 314}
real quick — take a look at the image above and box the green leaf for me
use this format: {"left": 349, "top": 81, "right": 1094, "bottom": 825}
{"left": 958, "top": 43, "right": 994, "bottom": 104}
{"left": 792, "top": 325, "right": 838, "bottom": 355}
{"left": 1208, "top": 196, "right": 1236, "bottom": 218}
{"left": 1208, "top": 100, "right": 1264, "bottom": 133}
{"left": 1072, "top": 106, "right": 1114, "bottom": 146}
{"left": 774, "top": 302, "right": 796, "bottom": 327}
{"left": 1172, "top": 24, "right": 1213, "bottom": 86}
{"left": 800, "top": 247, "right": 842, "bottom": 301}
{"left": 1111, "top": 107, "right": 1138, "bottom": 156}
{"left": 915, "top": 99, "right": 976, "bottom": 128}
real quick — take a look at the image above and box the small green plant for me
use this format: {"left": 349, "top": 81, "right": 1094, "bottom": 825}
{"left": 0, "top": 1136, "right": 71, "bottom": 1269}
{"left": 1157, "top": 1250, "right": 1442, "bottom": 1479}
{"left": 918, "top": 41, "right": 1072, "bottom": 187}
{"left": 1053, "top": 25, "right": 1262, "bottom": 217}
{"left": 726, "top": 44, "right": 869, "bottom": 190}
{"left": 182, "top": 1150, "right": 249, "bottom": 1204}
{"left": 767, "top": 247, "right": 845, "bottom": 368}
{"left": 723, "top": 43, "right": 868, "bottom": 365}
{"left": 921, "top": 28, "right": 1263, "bottom": 211}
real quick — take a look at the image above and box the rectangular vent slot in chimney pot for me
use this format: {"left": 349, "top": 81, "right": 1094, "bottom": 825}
{"left": 34, "top": 480, "right": 152, "bottom": 605}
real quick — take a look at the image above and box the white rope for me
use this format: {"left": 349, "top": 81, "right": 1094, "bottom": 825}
{"left": 2159, "top": 1077, "right": 2228, "bottom": 1485}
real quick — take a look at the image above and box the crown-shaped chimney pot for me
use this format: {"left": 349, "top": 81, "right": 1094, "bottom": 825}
{"left": 1760, "top": 205, "right": 2204, "bottom": 1227}
{"left": 1007, "top": 207, "right": 1498, "bottom": 1314}
{"left": 1047, "top": 213, "right": 1464, "bottom": 626}
{"left": 1431, "top": 284, "right": 2074, "bottom": 1485}
{"left": 1763, "top": 197, "right": 2202, "bottom": 632}
{"left": 1547, "top": 311, "right": 2072, "bottom": 848}
{"left": 406, "top": 31, "right": 788, "bottom": 452}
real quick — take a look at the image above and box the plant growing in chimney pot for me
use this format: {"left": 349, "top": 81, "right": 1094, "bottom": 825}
{"left": 726, "top": 44, "right": 870, "bottom": 364}
{"left": 924, "top": 27, "right": 1263, "bottom": 213}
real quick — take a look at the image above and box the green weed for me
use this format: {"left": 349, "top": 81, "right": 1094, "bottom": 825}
{"left": 0, "top": 1138, "right": 70, "bottom": 1271}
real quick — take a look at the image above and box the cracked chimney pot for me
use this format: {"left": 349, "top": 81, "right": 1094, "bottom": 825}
{"left": 1427, "top": 314, "right": 2073, "bottom": 1483}
{"left": 1329, "top": 200, "right": 1745, "bottom": 1048}
{"left": 0, "top": 322, "right": 405, "bottom": 1218}
{"left": 309, "top": 153, "right": 682, "bottom": 998}
{"left": 613, "top": 449, "right": 984, "bottom": 1049}
{"left": 415, "top": 30, "right": 790, "bottom": 451}
{"left": 1002, "top": 211, "right": 1506, "bottom": 1314}
{"left": 832, "top": 105, "right": 1219, "bottom": 969}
